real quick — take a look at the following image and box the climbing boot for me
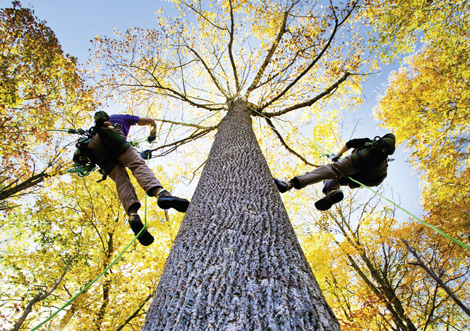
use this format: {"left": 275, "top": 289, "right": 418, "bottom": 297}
{"left": 314, "top": 189, "right": 344, "bottom": 211}
{"left": 128, "top": 213, "right": 154, "bottom": 246}
{"left": 274, "top": 178, "right": 294, "bottom": 193}
{"left": 157, "top": 190, "right": 189, "bottom": 213}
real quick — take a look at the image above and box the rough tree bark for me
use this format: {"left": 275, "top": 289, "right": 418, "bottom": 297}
{"left": 142, "top": 99, "right": 340, "bottom": 330}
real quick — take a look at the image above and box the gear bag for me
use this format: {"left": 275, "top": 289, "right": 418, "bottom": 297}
{"left": 68, "top": 131, "right": 118, "bottom": 181}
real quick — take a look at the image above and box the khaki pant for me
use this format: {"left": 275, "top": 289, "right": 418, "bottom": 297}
{"left": 294, "top": 154, "right": 388, "bottom": 190}
{"left": 293, "top": 155, "right": 358, "bottom": 189}
{"left": 88, "top": 129, "right": 162, "bottom": 213}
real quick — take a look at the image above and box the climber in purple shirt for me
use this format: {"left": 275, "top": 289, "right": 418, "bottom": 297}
{"left": 88, "top": 111, "right": 190, "bottom": 246}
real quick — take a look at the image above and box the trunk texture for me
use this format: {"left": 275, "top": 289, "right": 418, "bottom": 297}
{"left": 143, "top": 100, "right": 340, "bottom": 330}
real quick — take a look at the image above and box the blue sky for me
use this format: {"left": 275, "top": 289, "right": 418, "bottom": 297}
{"left": 1, "top": 0, "right": 423, "bottom": 214}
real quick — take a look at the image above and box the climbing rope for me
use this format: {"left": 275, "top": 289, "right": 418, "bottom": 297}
{"left": 347, "top": 177, "right": 470, "bottom": 252}
{"left": 33, "top": 109, "right": 468, "bottom": 329}
{"left": 313, "top": 139, "right": 470, "bottom": 253}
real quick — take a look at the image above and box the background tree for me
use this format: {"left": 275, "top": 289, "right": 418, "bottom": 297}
{"left": 366, "top": 0, "right": 470, "bottom": 296}
{"left": 302, "top": 188, "right": 470, "bottom": 330}
{"left": 0, "top": 1, "right": 95, "bottom": 210}
{"left": 90, "top": 0, "right": 379, "bottom": 329}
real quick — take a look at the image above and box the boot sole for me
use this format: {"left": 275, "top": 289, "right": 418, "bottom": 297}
{"left": 129, "top": 218, "right": 154, "bottom": 246}
{"left": 315, "top": 191, "right": 344, "bottom": 211}
{"left": 158, "top": 197, "right": 189, "bottom": 213}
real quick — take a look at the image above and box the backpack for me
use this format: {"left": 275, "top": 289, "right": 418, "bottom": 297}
{"left": 356, "top": 133, "right": 396, "bottom": 163}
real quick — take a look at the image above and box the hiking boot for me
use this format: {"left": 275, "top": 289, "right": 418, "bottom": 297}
{"left": 157, "top": 190, "right": 189, "bottom": 213}
{"left": 128, "top": 213, "right": 154, "bottom": 246}
{"left": 274, "top": 178, "right": 293, "bottom": 193}
{"left": 314, "top": 189, "right": 344, "bottom": 211}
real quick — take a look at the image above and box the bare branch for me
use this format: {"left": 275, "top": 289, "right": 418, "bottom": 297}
{"left": 261, "top": 71, "right": 351, "bottom": 117}
{"left": 264, "top": 117, "right": 320, "bottom": 167}
{"left": 151, "top": 127, "right": 217, "bottom": 157}
{"left": 227, "top": 0, "right": 240, "bottom": 93}
{"left": 115, "top": 64, "right": 226, "bottom": 111}
{"left": 115, "top": 292, "right": 154, "bottom": 331}
{"left": 185, "top": 45, "right": 229, "bottom": 98}
{"left": 154, "top": 118, "right": 217, "bottom": 130}
{"left": 189, "top": 159, "right": 207, "bottom": 184}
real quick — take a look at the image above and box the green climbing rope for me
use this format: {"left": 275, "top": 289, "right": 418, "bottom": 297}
{"left": 29, "top": 160, "right": 153, "bottom": 331}
{"left": 32, "top": 113, "right": 219, "bottom": 329}
{"left": 347, "top": 177, "right": 470, "bottom": 252}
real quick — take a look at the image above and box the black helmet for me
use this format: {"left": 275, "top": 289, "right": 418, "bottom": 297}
{"left": 94, "top": 111, "right": 110, "bottom": 127}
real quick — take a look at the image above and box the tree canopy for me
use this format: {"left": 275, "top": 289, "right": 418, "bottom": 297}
{"left": 0, "top": 1, "right": 95, "bottom": 210}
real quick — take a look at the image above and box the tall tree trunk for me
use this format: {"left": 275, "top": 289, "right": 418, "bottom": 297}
{"left": 143, "top": 100, "right": 340, "bottom": 330}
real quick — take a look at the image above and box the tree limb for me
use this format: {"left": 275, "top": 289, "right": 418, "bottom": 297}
{"left": 0, "top": 170, "right": 50, "bottom": 202}
{"left": 151, "top": 127, "right": 217, "bottom": 157}
{"left": 246, "top": 9, "right": 289, "bottom": 96}
{"left": 227, "top": 0, "right": 240, "bottom": 93}
{"left": 185, "top": 45, "right": 229, "bottom": 98}
{"left": 114, "top": 292, "right": 154, "bottom": 331}
{"left": 11, "top": 257, "right": 74, "bottom": 331}
{"left": 259, "top": 2, "right": 357, "bottom": 110}
{"left": 153, "top": 118, "right": 217, "bottom": 130}
{"left": 402, "top": 239, "right": 470, "bottom": 318}
{"left": 261, "top": 71, "right": 351, "bottom": 117}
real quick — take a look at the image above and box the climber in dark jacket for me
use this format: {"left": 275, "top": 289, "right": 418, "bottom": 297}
{"left": 275, "top": 133, "right": 396, "bottom": 210}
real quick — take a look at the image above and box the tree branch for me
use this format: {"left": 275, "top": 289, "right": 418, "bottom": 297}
{"left": 227, "top": 0, "right": 240, "bottom": 93}
{"left": 153, "top": 118, "right": 217, "bottom": 130}
{"left": 264, "top": 117, "right": 320, "bottom": 167}
{"left": 0, "top": 170, "right": 50, "bottom": 202}
{"left": 12, "top": 257, "right": 74, "bottom": 331}
{"left": 261, "top": 71, "right": 351, "bottom": 117}
{"left": 114, "top": 292, "right": 154, "bottom": 331}
{"left": 402, "top": 239, "right": 470, "bottom": 318}
{"left": 246, "top": 9, "right": 289, "bottom": 96}
{"left": 117, "top": 64, "right": 226, "bottom": 111}
{"left": 259, "top": 2, "right": 357, "bottom": 110}
{"left": 151, "top": 127, "right": 217, "bottom": 157}
{"left": 185, "top": 45, "right": 229, "bottom": 98}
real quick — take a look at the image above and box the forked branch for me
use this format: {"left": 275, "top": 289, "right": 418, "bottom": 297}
{"left": 260, "top": 2, "right": 358, "bottom": 110}
{"left": 246, "top": 8, "right": 290, "bottom": 96}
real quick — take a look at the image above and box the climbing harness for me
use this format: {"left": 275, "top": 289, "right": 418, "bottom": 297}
{"left": 65, "top": 128, "right": 109, "bottom": 181}
{"left": 306, "top": 136, "right": 470, "bottom": 253}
